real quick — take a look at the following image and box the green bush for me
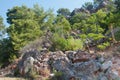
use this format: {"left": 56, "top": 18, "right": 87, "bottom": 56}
{"left": 0, "top": 39, "right": 16, "bottom": 67}
{"left": 51, "top": 34, "right": 83, "bottom": 51}
{"left": 27, "top": 68, "right": 39, "bottom": 80}
{"left": 103, "top": 42, "right": 110, "bottom": 47}
{"left": 51, "top": 33, "right": 68, "bottom": 51}
{"left": 115, "top": 30, "right": 120, "bottom": 41}
{"left": 66, "top": 37, "right": 83, "bottom": 50}
{"left": 88, "top": 33, "right": 105, "bottom": 41}
{"left": 97, "top": 45, "right": 106, "bottom": 50}
{"left": 97, "top": 42, "right": 110, "bottom": 50}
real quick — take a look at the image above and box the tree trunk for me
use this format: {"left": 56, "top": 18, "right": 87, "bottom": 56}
{"left": 86, "top": 44, "right": 90, "bottom": 53}
{"left": 110, "top": 23, "right": 117, "bottom": 43}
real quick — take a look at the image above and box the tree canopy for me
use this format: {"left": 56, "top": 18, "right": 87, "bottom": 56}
{"left": 0, "top": 0, "right": 120, "bottom": 67}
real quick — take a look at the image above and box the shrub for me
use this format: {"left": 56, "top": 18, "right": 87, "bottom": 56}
{"left": 115, "top": 30, "right": 120, "bottom": 41}
{"left": 27, "top": 68, "right": 39, "bottom": 80}
{"left": 88, "top": 33, "right": 105, "bottom": 41}
{"left": 97, "top": 42, "right": 110, "bottom": 50}
{"left": 51, "top": 33, "right": 68, "bottom": 51}
{"left": 51, "top": 34, "right": 83, "bottom": 51}
{"left": 97, "top": 44, "right": 106, "bottom": 50}
{"left": 103, "top": 42, "right": 110, "bottom": 47}
{"left": 66, "top": 37, "right": 83, "bottom": 50}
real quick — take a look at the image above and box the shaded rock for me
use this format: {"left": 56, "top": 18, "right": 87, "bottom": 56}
{"left": 23, "top": 57, "right": 34, "bottom": 74}
{"left": 66, "top": 50, "right": 97, "bottom": 63}
{"left": 101, "top": 61, "right": 112, "bottom": 70}
{"left": 0, "top": 72, "right": 3, "bottom": 75}
{"left": 73, "top": 60, "right": 101, "bottom": 75}
{"left": 17, "top": 49, "right": 51, "bottom": 78}
{"left": 100, "top": 76, "right": 108, "bottom": 80}
{"left": 70, "top": 8, "right": 90, "bottom": 16}
{"left": 70, "top": 0, "right": 113, "bottom": 16}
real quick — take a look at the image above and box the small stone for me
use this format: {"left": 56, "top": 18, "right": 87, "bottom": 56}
{"left": 50, "top": 73, "right": 55, "bottom": 77}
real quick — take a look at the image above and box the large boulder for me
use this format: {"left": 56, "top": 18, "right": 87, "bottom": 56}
{"left": 17, "top": 49, "right": 50, "bottom": 78}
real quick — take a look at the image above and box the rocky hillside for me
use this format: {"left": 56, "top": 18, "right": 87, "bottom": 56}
{"left": 0, "top": 46, "right": 120, "bottom": 80}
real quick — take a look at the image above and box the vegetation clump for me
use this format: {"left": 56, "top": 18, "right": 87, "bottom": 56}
{"left": 0, "top": 0, "right": 120, "bottom": 70}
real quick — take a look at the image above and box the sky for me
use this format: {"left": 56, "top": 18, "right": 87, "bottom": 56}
{"left": 0, "top": 0, "right": 93, "bottom": 26}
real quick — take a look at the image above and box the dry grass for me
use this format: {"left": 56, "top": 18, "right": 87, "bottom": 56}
{"left": 0, "top": 77, "right": 26, "bottom": 80}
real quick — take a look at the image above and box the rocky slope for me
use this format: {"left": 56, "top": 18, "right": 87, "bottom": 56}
{"left": 0, "top": 45, "right": 120, "bottom": 80}
{"left": 0, "top": 49, "right": 118, "bottom": 80}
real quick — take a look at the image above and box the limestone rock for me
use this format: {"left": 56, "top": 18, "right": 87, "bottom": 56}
{"left": 23, "top": 57, "right": 34, "bottom": 74}
{"left": 15, "top": 50, "right": 120, "bottom": 80}
{"left": 101, "top": 61, "right": 112, "bottom": 70}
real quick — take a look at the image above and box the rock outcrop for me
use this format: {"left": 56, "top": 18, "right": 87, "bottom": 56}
{"left": 70, "top": 0, "right": 112, "bottom": 16}
{"left": 14, "top": 49, "right": 120, "bottom": 80}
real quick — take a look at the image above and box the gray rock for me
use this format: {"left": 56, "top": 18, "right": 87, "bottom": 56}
{"left": 23, "top": 57, "right": 34, "bottom": 73}
{"left": 100, "top": 76, "right": 108, "bottom": 80}
{"left": 101, "top": 61, "right": 112, "bottom": 70}
{"left": 16, "top": 50, "right": 120, "bottom": 80}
